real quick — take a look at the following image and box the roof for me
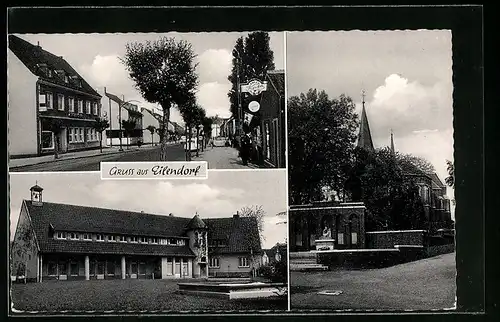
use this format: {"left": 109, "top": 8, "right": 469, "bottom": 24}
{"left": 206, "top": 216, "right": 261, "bottom": 254}
{"left": 429, "top": 172, "right": 446, "bottom": 189}
{"left": 8, "top": 35, "right": 100, "bottom": 97}
{"left": 30, "top": 184, "right": 43, "bottom": 192}
{"left": 266, "top": 70, "right": 285, "bottom": 96}
{"left": 23, "top": 200, "right": 259, "bottom": 257}
{"left": 105, "top": 92, "right": 143, "bottom": 117}
{"left": 357, "top": 104, "right": 375, "bottom": 152}
{"left": 186, "top": 214, "right": 207, "bottom": 229}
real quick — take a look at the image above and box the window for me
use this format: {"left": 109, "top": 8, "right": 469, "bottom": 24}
{"left": 160, "top": 239, "right": 167, "bottom": 245}
{"left": 68, "top": 128, "right": 74, "bottom": 143}
{"left": 70, "top": 262, "right": 78, "bottom": 276}
{"left": 107, "top": 261, "right": 115, "bottom": 275}
{"left": 238, "top": 257, "right": 249, "bottom": 267}
{"left": 87, "top": 129, "right": 92, "bottom": 141}
{"left": 168, "top": 238, "right": 177, "bottom": 245}
{"left": 93, "top": 102, "right": 98, "bottom": 115}
{"left": 48, "top": 262, "right": 57, "bottom": 276}
{"left": 38, "top": 92, "right": 50, "bottom": 111}
{"left": 64, "top": 75, "right": 69, "bottom": 83}
{"left": 68, "top": 97, "right": 75, "bottom": 112}
{"left": 130, "top": 236, "right": 138, "bottom": 243}
{"left": 337, "top": 233, "right": 344, "bottom": 245}
{"left": 82, "top": 233, "right": 92, "bottom": 241}
{"left": 78, "top": 100, "right": 83, "bottom": 113}
{"left": 209, "top": 257, "right": 220, "bottom": 268}
{"left": 56, "top": 232, "right": 67, "bottom": 239}
{"left": 96, "top": 234, "right": 104, "bottom": 242}
{"left": 79, "top": 128, "right": 84, "bottom": 142}
{"left": 108, "top": 235, "right": 116, "bottom": 242}
{"left": 139, "top": 237, "right": 148, "bottom": 244}
{"left": 86, "top": 101, "right": 91, "bottom": 114}
{"left": 69, "top": 232, "right": 79, "bottom": 240}
{"left": 351, "top": 232, "right": 358, "bottom": 245}
{"left": 46, "top": 93, "right": 53, "bottom": 109}
{"left": 139, "top": 262, "right": 146, "bottom": 275}
{"left": 150, "top": 237, "right": 159, "bottom": 244}
{"left": 178, "top": 239, "right": 186, "bottom": 246}
{"left": 41, "top": 131, "right": 55, "bottom": 150}
{"left": 57, "top": 94, "right": 65, "bottom": 111}
{"left": 119, "top": 236, "right": 127, "bottom": 243}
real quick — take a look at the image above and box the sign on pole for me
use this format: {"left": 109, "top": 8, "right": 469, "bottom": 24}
{"left": 240, "top": 79, "right": 268, "bottom": 96}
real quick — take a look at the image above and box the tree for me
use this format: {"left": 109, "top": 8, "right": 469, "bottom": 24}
{"left": 179, "top": 99, "right": 205, "bottom": 161}
{"left": 399, "top": 153, "right": 436, "bottom": 173}
{"left": 227, "top": 32, "right": 275, "bottom": 120}
{"left": 146, "top": 125, "right": 156, "bottom": 146}
{"left": 288, "top": 89, "right": 359, "bottom": 205}
{"left": 45, "top": 119, "right": 65, "bottom": 160}
{"left": 93, "top": 117, "right": 110, "bottom": 153}
{"left": 202, "top": 116, "right": 214, "bottom": 148}
{"left": 121, "top": 37, "right": 198, "bottom": 161}
{"left": 121, "top": 120, "right": 136, "bottom": 149}
{"left": 239, "top": 205, "right": 266, "bottom": 243}
{"left": 445, "top": 159, "right": 454, "bottom": 188}
{"left": 13, "top": 221, "right": 35, "bottom": 284}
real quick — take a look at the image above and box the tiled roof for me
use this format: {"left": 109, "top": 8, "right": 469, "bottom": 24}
{"left": 206, "top": 216, "right": 261, "bottom": 254}
{"left": 24, "top": 200, "right": 259, "bottom": 257}
{"left": 8, "top": 35, "right": 100, "bottom": 97}
{"left": 186, "top": 214, "right": 207, "bottom": 229}
{"left": 266, "top": 70, "right": 285, "bottom": 96}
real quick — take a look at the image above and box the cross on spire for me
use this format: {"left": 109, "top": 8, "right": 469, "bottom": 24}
{"left": 362, "top": 90, "right": 366, "bottom": 107}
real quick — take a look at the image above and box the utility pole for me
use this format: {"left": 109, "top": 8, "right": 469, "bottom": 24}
{"left": 118, "top": 96, "right": 123, "bottom": 152}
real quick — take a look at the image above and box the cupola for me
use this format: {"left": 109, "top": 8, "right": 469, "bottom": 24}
{"left": 30, "top": 182, "right": 43, "bottom": 206}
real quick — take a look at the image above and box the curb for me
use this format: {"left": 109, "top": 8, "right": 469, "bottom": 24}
{"left": 9, "top": 147, "right": 153, "bottom": 170}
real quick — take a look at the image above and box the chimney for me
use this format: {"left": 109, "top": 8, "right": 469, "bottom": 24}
{"left": 233, "top": 211, "right": 240, "bottom": 219}
{"left": 169, "top": 213, "right": 174, "bottom": 217}
{"left": 104, "top": 86, "right": 107, "bottom": 94}
{"left": 141, "top": 210, "right": 144, "bottom": 213}
{"left": 37, "top": 41, "right": 40, "bottom": 47}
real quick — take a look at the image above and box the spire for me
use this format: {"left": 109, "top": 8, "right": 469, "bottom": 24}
{"left": 390, "top": 129, "right": 395, "bottom": 155}
{"left": 357, "top": 90, "right": 374, "bottom": 152}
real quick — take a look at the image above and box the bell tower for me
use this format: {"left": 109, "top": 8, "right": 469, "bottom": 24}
{"left": 30, "top": 182, "right": 43, "bottom": 206}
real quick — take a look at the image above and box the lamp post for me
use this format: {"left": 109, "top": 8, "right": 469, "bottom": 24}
{"left": 118, "top": 98, "right": 141, "bottom": 152}
{"left": 234, "top": 50, "right": 243, "bottom": 146}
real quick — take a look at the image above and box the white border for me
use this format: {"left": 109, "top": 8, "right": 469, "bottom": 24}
{"left": 283, "top": 31, "right": 291, "bottom": 312}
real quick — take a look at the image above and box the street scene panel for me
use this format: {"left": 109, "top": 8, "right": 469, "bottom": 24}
{"left": 8, "top": 32, "right": 285, "bottom": 172}
{"left": 9, "top": 171, "right": 288, "bottom": 312}
{"left": 286, "top": 30, "right": 455, "bottom": 311}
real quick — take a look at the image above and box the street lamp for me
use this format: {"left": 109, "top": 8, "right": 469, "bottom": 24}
{"left": 118, "top": 99, "right": 141, "bottom": 152}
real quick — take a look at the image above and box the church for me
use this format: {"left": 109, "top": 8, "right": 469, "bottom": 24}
{"left": 11, "top": 184, "right": 262, "bottom": 282}
{"left": 289, "top": 94, "right": 453, "bottom": 255}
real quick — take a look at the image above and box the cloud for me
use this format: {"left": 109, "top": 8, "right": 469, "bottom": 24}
{"left": 196, "top": 82, "right": 232, "bottom": 118}
{"left": 80, "top": 54, "right": 130, "bottom": 89}
{"left": 197, "top": 49, "right": 232, "bottom": 84}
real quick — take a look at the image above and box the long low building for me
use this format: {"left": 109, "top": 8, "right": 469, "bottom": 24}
{"left": 11, "top": 184, "right": 262, "bottom": 282}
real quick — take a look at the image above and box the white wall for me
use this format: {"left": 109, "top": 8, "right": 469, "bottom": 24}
{"left": 7, "top": 50, "right": 39, "bottom": 156}
{"left": 141, "top": 108, "right": 160, "bottom": 145}
{"left": 209, "top": 254, "right": 259, "bottom": 275}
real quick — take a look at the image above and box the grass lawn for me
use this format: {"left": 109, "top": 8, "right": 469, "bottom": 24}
{"left": 290, "top": 252, "right": 456, "bottom": 311}
{"left": 11, "top": 278, "right": 287, "bottom": 313}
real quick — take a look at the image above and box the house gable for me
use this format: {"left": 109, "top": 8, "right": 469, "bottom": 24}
{"left": 11, "top": 200, "right": 40, "bottom": 277}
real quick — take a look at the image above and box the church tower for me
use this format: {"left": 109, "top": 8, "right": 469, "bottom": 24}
{"left": 185, "top": 213, "right": 208, "bottom": 278}
{"left": 30, "top": 182, "right": 43, "bottom": 206}
{"left": 357, "top": 91, "right": 375, "bottom": 152}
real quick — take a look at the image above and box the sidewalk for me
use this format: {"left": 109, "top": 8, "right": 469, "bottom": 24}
{"left": 9, "top": 143, "right": 174, "bottom": 168}
{"left": 192, "top": 146, "right": 259, "bottom": 169}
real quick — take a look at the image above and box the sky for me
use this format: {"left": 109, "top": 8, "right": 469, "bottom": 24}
{"left": 15, "top": 32, "right": 284, "bottom": 124}
{"left": 9, "top": 171, "right": 287, "bottom": 249}
{"left": 286, "top": 30, "right": 455, "bottom": 218}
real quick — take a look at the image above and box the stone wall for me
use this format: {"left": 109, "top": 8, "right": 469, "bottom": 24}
{"left": 365, "top": 230, "right": 426, "bottom": 249}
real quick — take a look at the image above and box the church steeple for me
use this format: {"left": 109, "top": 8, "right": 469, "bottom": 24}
{"left": 390, "top": 129, "right": 395, "bottom": 155}
{"left": 357, "top": 90, "right": 374, "bottom": 152}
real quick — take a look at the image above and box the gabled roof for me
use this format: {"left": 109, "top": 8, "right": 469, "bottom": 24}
{"left": 206, "top": 216, "right": 261, "bottom": 254}
{"left": 8, "top": 35, "right": 100, "bottom": 97}
{"left": 429, "top": 172, "right": 446, "bottom": 189}
{"left": 266, "top": 70, "right": 285, "bottom": 97}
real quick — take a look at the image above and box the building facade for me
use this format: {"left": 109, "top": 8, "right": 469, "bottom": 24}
{"left": 8, "top": 35, "right": 103, "bottom": 157}
{"left": 11, "top": 184, "right": 261, "bottom": 282}
{"left": 100, "top": 89, "right": 144, "bottom": 147}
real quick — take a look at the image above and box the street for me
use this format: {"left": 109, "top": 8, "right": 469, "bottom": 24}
{"left": 10, "top": 144, "right": 186, "bottom": 172}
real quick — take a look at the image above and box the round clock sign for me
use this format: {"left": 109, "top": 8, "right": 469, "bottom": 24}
{"left": 248, "top": 101, "right": 260, "bottom": 113}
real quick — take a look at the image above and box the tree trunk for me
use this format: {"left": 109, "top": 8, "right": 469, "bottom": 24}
{"left": 53, "top": 133, "right": 59, "bottom": 160}
{"left": 127, "top": 135, "right": 130, "bottom": 149}
{"left": 196, "top": 128, "right": 200, "bottom": 157}
{"left": 187, "top": 127, "right": 192, "bottom": 161}
{"left": 160, "top": 107, "right": 170, "bottom": 161}
{"left": 151, "top": 133, "right": 154, "bottom": 146}
{"left": 99, "top": 132, "right": 103, "bottom": 153}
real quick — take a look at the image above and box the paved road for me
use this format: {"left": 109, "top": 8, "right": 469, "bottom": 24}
{"left": 10, "top": 145, "right": 187, "bottom": 172}
{"left": 291, "top": 252, "right": 456, "bottom": 311}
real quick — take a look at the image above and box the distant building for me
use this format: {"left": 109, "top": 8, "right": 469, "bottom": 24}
{"left": 261, "top": 243, "right": 287, "bottom": 266}
{"left": 8, "top": 35, "right": 102, "bottom": 157}
{"left": 221, "top": 117, "right": 236, "bottom": 139}
{"left": 100, "top": 89, "right": 143, "bottom": 147}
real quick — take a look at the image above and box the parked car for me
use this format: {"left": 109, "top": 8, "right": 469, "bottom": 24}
{"left": 213, "top": 137, "right": 228, "bottom": 147}
{"left": 184, "top": 138, "right": 198, "bottom": 152}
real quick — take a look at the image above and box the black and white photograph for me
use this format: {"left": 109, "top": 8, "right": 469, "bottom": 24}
{"left": 286, "top": 30, "right": 456, "bottom": 310}
{"left": 8, "top": 31, "right": 285, "bottom": 172}
{"left": 9, "top": 170, "right": 288, "bottom": 312}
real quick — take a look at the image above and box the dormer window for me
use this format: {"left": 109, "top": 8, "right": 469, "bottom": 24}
{"left": 139, "top": 237, "right": 148, "bottom": 244}
{"left": 130, "top": 236, "right": 138, "bottom": 243}
{"left": 82, "top": 233, "right": 92, "bottom": 241}
{"left": 96, "top": 234, "right": 104, "bottom": 242}
{"left": 168, "top": 238, "right": 177, "bottom": 245}
{"left": 69, "top": 232, "right": 79, "bottom": 240}
{"left": 56, "top": 232, "right": 67, "bottom": 240}
{"left": 118, "top": 235, "right": 127, "bottom": 243}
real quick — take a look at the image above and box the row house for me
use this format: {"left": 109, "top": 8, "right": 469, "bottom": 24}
{"left": 8, "top": 35, "right": 103, "bottom": 157}
{"left": 100, "top": 89, "right": 144, "bottom": 147}
{"left": 140, "top": 108, "right": 177, "bottom": 145}
{"left": 11, "top": 184, "right": 261, "bottom": 282}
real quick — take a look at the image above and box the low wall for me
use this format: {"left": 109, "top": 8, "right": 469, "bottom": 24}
{"left": 426, "top": 244, "right": 455, "bottom": 257}
{"left": 366, "top": 230, "right": 426, "bottom": 249}
{"left": 209, "top": 271, "right": 252, "bottom": 278}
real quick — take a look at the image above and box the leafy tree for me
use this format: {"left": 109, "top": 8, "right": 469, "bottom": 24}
{"left": 121, "top": 37, "right": 198, "bottom": 160}
{"left": 45, "top": 119, "right": 65, "bottom": 160}
{"left": 121, "top": 119, "right": 136, "bottom": 149}
{"left": 179, "top": 99, "right": 205, "bottom": 161}
{"left": 288, "top": 89, "right": 359, "bottom": 205}
{"left": 399, "top": 153, "right": 436, "bottom": 173}
{"left": 227, "top": 32, "right": 275, "bottom": 121}
{"left": 12, "top": 220, "right": 35, "bottom": 283}
{"left": 93, "top": 117, "right": 110, "bottom": 153}
{"left": 202, "top": 116, "right": 214, "bottom": 148}
{"left": 239, "top": 205, "right": 266, "bottom": 244}
{"left": 146, "top": 125, "right": 156, "bottom": 146}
